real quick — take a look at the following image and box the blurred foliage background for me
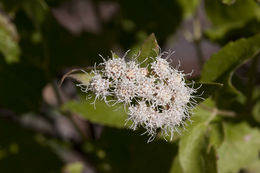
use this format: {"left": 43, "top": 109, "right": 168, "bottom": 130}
{"left": 0, "top": 0, "right": 260, "bottom": 173}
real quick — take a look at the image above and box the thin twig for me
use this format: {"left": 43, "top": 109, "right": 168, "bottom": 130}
{"left": 246, "top": 54, "right": 260, "bottom": 111}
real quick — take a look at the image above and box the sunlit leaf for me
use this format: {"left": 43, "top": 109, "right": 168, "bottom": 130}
{"left": 179, "top": 123, "right": 209, "bottom": 173}
{"left": 62, "top": 98, "right": 128, "bottom": 128}
{"left": 218, "top": 122, "right": 260, "bottom": 173}
{"left": 178, "top": 106, "right": 218, "bottom": 173}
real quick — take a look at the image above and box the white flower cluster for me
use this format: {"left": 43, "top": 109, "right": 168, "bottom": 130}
{"left": 81, "top": 51, "right": 198, "bottom": 142}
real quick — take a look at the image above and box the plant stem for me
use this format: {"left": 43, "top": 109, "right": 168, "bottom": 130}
{"left": 194, "top": 40, "right": 204, "bottom": 69}
{"left": 193, "top": 10, "right": 204, "bottom": 69}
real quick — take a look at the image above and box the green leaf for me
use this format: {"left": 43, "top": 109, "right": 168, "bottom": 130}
{"left": 201, "top": 34, "right": 260, "bottom": 108}
{"left": 217, "top": 122, "right": 260, "bottom": 173}
{"left": 209, "top": 122, "right": 224, "bottom": 149}
{"left": 179, "top": 123, "right": 209, "bottom": 173}
{"left": 0, "top": 13, "right": 20, "bottom": 63}
{"left": 62, "top": 98, "right": 128, "bottom": 128}
{"left": 169, "top": 156, "right": 184, "bottom": 173}
{"left": 205, "top": 18, "right": 260, "bottom": 45}
{"left": 178, "top": 105, "right": 218, "bottom": 173}
{"left": 222, "top": 0, "right": 236, "bottom": 5}
{"left": 137, "top": 33, "right": 159, "bottom": 67}
{"left": 205, "top": 0, "right": 260, "bottom": 27}
{"left": 204, "top": 147, "right": 218, "bottom": 173}
{"left": 201, "top": 33, "right": 260, "bottom": 82}
{"left": 204, "top": 0, "right": 260, "bottom": 44}
{"left": 251, "top": 86, "right": 260, "bottom": 123}
{"left": 243, "top": 160, "right": 260, "bottom": 173}
{"left": 253, "top": 100, "right": 260, "bottom": 123}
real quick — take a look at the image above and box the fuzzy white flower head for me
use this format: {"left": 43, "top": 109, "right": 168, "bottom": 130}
{"left": 151, "top": 51, "right": 173, "bottom": 79}
{"left": 102, "top": 56, "right": 127, "bottom": 80}
{"left": 81, "top": 50, "right": 199, "bottom": 142}
{"left": 89, "top": 74, "right": 110, "bottom": 100}
{"left": 136, "top": 76, "right": 156, "bottom": 100}
{"left": 153, "top": 82, "right": 173, "bottom": 106}
{"left": 115, "top": 77, "right": 136, "bottom": 104}
{"left": 125, "top": 61, "right": 140, "bottom": 80}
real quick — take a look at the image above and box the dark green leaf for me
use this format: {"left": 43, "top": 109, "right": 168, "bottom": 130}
{"left": 205, "top": 18, "right": 260, "bottom": 45}
{"left": 205, "top": 0, "right": 260, "bottom": 27}
{"left": 204, "top": 0, "right": 260, "bottom": 44}
{"left": 193, "top": 82, "right": 223, "bottom": 103}
{"left": 201, "top": 34, "right": 260, "bottom": 82}
{"left": 201, "top": 34, "right": 260, "bottom": 108}
{"left": 137, "top": 33, "right": 159, "bottom": 67}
